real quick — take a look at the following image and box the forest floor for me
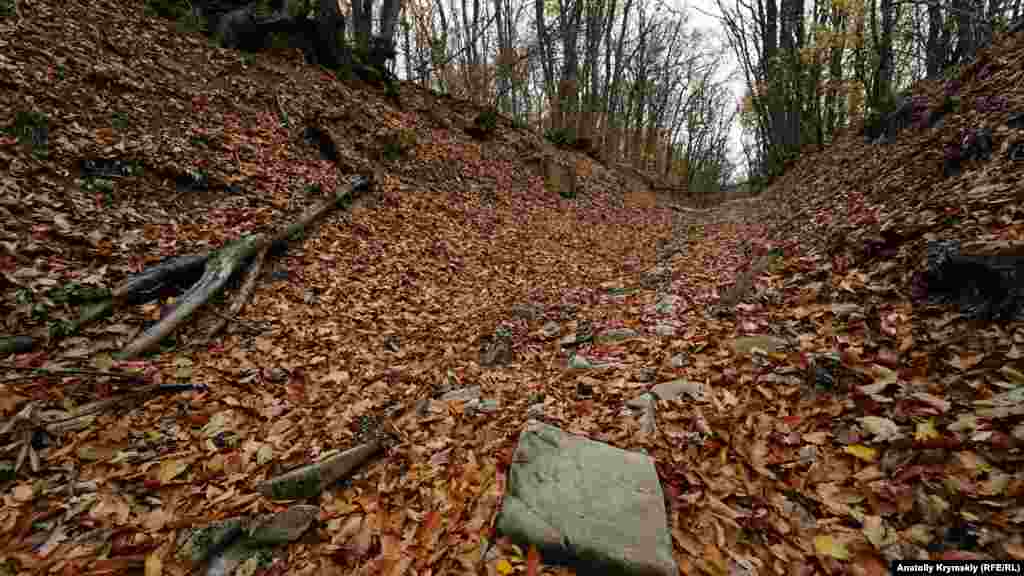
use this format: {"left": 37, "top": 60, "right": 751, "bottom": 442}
{"left": 2, "top": 0, "right": 1024, "bottom": 574}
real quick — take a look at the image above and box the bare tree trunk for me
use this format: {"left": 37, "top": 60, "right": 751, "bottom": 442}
{"left": 352, "top": 0, "right": 373, "bottom": 53}
{"left": 604, "top": 0, "right": 634, "bottom": 160}
{"left": 953, "top": 0, "right": 974, "bottom": 63}
{"left": 764, "top": 0, "right": 783, "bottom": 160}
{"left": 493, "top": 0, "right": 508, "bottom": 110}
{"left": 580, "top": 0, "right": 604, "bottom": 146}
{"left": 318, "top": 0, "right": 344, "bottom": 68}
{"left": 873, "top": 0, "right": 895, "bottom": 109}
{"left": 379, "top": 0, "right": 404, "bottom": 52}
{"left": 535, "top": 0, "right": 556, "bottom": 125}
{"left": 826, "top": 3, "right": 846, "bottom": 135}
{"left": 925, "top": 1, "right": 943, "bottom": 77}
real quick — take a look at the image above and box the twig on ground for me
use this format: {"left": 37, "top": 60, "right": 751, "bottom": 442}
{"left": 0, "top": 365, "right": 148, "bottom": 384}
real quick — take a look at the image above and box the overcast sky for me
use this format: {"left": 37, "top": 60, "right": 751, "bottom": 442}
{"left": 677, "top": 0, "right": 748, "bottom": 176}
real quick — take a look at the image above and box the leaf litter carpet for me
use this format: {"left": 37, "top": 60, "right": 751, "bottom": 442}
{"left": 3, "top": 0, "right": 1024, "bottom": 573}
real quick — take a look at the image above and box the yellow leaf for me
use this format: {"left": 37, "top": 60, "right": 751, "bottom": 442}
{"left": 145, "top": 553, "right": 163, "bottom": 576}
{"left": 92, "top": 354, "right": 115, "bottom": 371}
{"left": 158, "top": 458, "right": 190, "bottom": 483}
{"left": 1000, "top": 365, "right": 1024, "bottom": 385}
{"left": 496, "top": 559, "right": 515, "bottom": 575}
{"left": 914, "top": 419, "right": 940, "bottom": 441}
{"left": 814, "top": 534, "right": 850, "bottom": 560}
{"left": 844, "top": 444, "right": 878, "bottom": 462}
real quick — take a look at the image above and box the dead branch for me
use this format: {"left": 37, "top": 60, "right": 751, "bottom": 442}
{"left": 207, "top": 244, "right": 269, "bottom": 338}
{"left": 0, "top": 364, "right": 148, "bottom": 383}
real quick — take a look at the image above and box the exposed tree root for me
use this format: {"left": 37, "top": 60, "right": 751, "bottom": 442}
{"left": 111, "top": 175, "right": 371, "bottom": 359}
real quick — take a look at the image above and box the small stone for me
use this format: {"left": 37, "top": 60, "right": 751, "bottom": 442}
{"left": 542, "top": 321, "right": 560, "bottom": 338}
{"left": 670, "top": 354, "right": 688, "bottom": 368}
{"left": 798, "top": 445, "right": 818, "bottom": 465}
{"left": 440, "top": 386, "right": 481, "bottom": 403}
{"left": 626, "top": 393, "right": 657, "bottom": 410}
{"left": 654, "top": 296, "right": 676, "bottom": 314}
{"left": 512, "top": 303, "right": 542, "bottom": 321}
{"left": 654, "top": 324, "right": 676, "bottom": 337}
{"left": 596, "top": 327, "right": 639, "bottom": 343}
{"left": 560, "top": 333, "right": 589, "bottom": 347}
{"left": 569, "top": 354, "right": 594, "bottom": 369}
{"left": 467, "top": 398, "right": 500, "bottom": 414}
{"left": 636, "top": 367, "right": 657, "bottom": 382}
{"left": 641, "top": 265, "right": 670, "bottom": 289}
{"left": 731, "top": 335, "right": 789, "bottom": 355}
{"left": 651, "top": 379, "right": 705, "bottom": 402}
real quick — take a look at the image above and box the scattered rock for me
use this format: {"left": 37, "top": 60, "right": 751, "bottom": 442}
{"left": 670, "top": 353, "right": 688, "bottom": 368}
{"left": 626, "top": 392, "right": 656, "bottom": 410}
{"left": 481, "top": 329, "right": 514, "bottom": 366}
{"left": 635, "top": 367, "right": 658, "bottom": 382}
{"left": 730, "top": 335, "right": 790, "bottom": 355}
{"left": 653, "top": 323, "right": 676, "bottom": 337}
{"left": 654, "top": 296, "right": 677, "bottom": 314}
{"left": 527, "top": 402, "right": 545, "bottom": 419}
{"left": 635, "top": 398, "right": 658, "bottom": 434}
{"left": 81, "top": 158, "right": 136, "bottom": 178}
{"left": 559, "top": 331, "right": 592, "bottom": 348}
{"left": 568, "top": 353, "right": 595, "bottom": 369}
{"left": 465, "top": 398, "right": 500, "bottom": 414}
{"left": 440, "top": 386, "right": 481, "bottom": 403}
{"left": 640, "top": 265, "right": 670, "bottom": 289}
{"left": 541, "top": 321, "right": 561, "bottom": 338}
{"left": 496, "top": 420, "right": 677, "bottom": 576}
{"left": 265, "top": 367, "right": 288, "bottom": 383}
{"left": 511, "top": 303, "right": 543, "bottom": 321}
{"left": 595, "top": 327, "right": 639, "bottom": 343}
{"left": 651, "top": 378, "right": 706, "bottom": 402}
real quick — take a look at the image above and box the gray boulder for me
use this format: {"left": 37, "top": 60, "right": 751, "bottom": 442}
{"left": 496, "top": 420, "right": 677, "bottom": 576}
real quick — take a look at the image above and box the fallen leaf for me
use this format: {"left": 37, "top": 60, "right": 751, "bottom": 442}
{"left": 844, "top": 444, "right": 878, "bottom": 462}
{"left": 145, "top": 553, "right": 162, "bottom": 576}
{"left": 914, "top": 419, "right": 940, "bottom": 441}
{"left": 157, "top": 458, "right": 191, "bottom": 483}
{"left": 814, "top": 534, "right": 850, "bottom": 560}
{"left": 496, "top": 559, "right": 514, "bottom": 575}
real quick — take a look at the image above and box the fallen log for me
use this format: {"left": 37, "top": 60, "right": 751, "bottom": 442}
{"left": 116, "top": 175, "right": 371, "bottom": 359}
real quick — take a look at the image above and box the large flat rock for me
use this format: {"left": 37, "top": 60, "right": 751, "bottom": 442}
{"left": 496, "top": 420, "right": 677, "bottom": 576}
